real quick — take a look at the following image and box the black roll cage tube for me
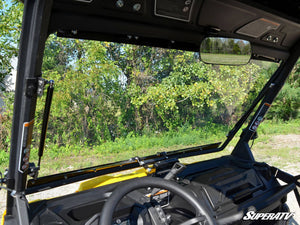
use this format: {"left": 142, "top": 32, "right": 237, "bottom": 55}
{"left": 5, "top": 0, "right": 54, "bottom": 218}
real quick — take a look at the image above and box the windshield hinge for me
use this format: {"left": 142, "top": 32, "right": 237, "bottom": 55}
{"left": 156, "top": 151, "right": 168, "bottom": 159}
{"left": 131, "top": 156, "right": 145, "bottom": 166}
{"left": 25, "top": 77, "right": 50, "bottom": 97}
{"left": 37, "top": 78, "right": 47, "bottom": 96}
{"left": 28, "top": 163, "right": 40, "bottom": 180}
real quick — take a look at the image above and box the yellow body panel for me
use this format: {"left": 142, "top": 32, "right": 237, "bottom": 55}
{"left": 77, "top": 167, "right": 154, "bottom": 192}
{"left": 1, "top": 210, "right": 6, "bottom": 225}
{"left": 0, "top": 168, "right": 154, "bottom": 224}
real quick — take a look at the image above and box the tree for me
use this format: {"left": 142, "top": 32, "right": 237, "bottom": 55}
{"left": 208, "top": 63, "right": 261, "bottom": 124}
{"left": 35, "top": 39, "right": 124, "bottom": 146}
{"left": 0, "top": 1, "right": 23, "bottom": 90}
{"left": 267, "top": 59, "right": 300, "bottom": 120}
{"left": 203, "top": 38, "right": 212, "bottom": 53}
{"left": 233, "top": 43, "right": 241, "bottom": 55}
{"left": 129, "top": 52, "right": 216, "bottom": 130}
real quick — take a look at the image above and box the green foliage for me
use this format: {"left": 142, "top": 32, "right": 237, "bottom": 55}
{"left": 209, "top": 63, "right": 261, "bottom": 124}
{"left": 0, "top": 92, "right": 14, "bottom": 151}
{"left": 0, "top": 1, "right": 23, "bottom": 89}
{"left": 1, "top": 36, "right": 297, "bottom": 153}
{"left": 0, "top": 150, "right": 9, "bottom": 167}
{"left": 93, "top": 122, "right": 229, "bottom": 155}
{"left": 268, "top": 83, "right": 300, "bottom": 120}
{"left": 42, "top": 36, "right": 84, "bottom": 73}
{"left": 259, "top": 118, "right": 300, "bottom": 135}
{"left": 1, "top": 118, "right": 299, "bottom": 175}
{"left": 129, "top": 52, "right": 216, "bottom": 130}
{"left": 201, "top": 38, "right": 250, "bottom": 56}
{"left": 35, "top": 40, "right": 125, "bottom": 146}
{"left": 267, "top": 59, "right": 300, "bottom": 120}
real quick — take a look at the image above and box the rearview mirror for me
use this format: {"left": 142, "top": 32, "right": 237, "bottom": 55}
{"left": 200, "top": 37, "right": 251, "bottom": 65}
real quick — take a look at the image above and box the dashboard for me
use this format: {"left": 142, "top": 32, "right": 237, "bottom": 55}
{"left": 29, "top": 156, "right": 286, "bottom": 225}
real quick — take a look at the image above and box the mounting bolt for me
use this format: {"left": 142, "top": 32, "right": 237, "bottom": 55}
{"left": 71, "top": 30, "right": 78, "bottom": 35}
{"left": 116, "top": 0, "right": 124, "bottom": 8}
{"left": 133, "top": 3, "right": 141, "bottom": 12}
{"left": 182, "top": 6, "right": 189, "bottom": 12}
{"left": 273, "top": 37, "right": 279, "bottom": 43}
{"left": 166, "top": 214, "right": 172, "bottom": 223}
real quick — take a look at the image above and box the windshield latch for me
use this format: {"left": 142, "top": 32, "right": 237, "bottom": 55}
{"left": 37, "top": 77, "right": 52, "bottom": 97}
{"left": 25, "top": 77, "right": 51, "bottom": 98}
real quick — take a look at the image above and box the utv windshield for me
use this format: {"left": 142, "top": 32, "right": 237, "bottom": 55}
{"left": 27, "top": 36, "right": 278, "bottom": 176}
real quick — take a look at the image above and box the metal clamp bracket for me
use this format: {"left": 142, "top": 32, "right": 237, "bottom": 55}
{"left": 25, "top": 77, "right": 51, "bottom": 97}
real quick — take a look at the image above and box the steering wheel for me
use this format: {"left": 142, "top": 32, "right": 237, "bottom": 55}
{"left": 100, "top": 176, "right": 217, "bottom": 225}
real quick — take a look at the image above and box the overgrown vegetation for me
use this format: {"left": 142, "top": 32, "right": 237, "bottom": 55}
{"left": 0, "top": 119, "right": 299, "bottom": 175}
{"left": 1, "top": 38, "right": 294, "bottom": 150}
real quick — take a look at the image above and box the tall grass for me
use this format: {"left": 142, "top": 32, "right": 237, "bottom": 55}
{"left": 259, "top": 118, "right": 300, "bottom": 135}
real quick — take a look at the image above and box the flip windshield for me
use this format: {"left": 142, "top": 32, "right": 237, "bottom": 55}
{"left": 28, "top": 36, "right": 278, "bottom": 176}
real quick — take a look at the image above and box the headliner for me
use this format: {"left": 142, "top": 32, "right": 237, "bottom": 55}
{"left": 48, "top": 0, "right": 300, "bottom": 62}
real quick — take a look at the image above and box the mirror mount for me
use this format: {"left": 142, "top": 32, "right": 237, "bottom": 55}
{"left": 205, "top": 26, "right": 221, "bottom": 34}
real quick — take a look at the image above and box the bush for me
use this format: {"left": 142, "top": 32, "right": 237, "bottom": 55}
{"left": 0, "top": 92, "right": 13, "bottom": 152}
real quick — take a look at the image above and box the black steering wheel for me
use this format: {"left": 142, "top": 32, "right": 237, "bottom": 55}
{"left": 100, "top": 176, "right": 217, "bottom": 225}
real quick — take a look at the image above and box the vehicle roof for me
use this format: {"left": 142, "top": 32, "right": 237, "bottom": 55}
{"left": 48, "top": 0, "right": 300, "bottom": 62}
